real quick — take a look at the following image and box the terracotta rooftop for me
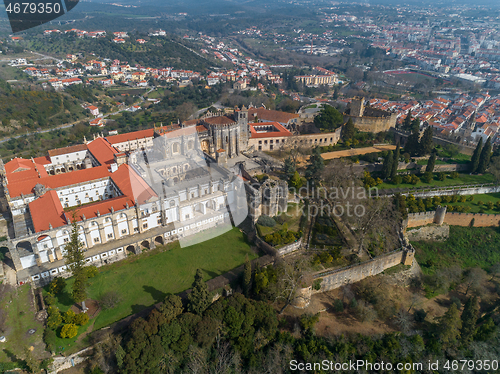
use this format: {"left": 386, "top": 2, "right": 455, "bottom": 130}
{"left": 48, "top": 144, "right": 88, "bottom": 157}
{"left": 106, "top": 129, "right": 154, "bottom": 145}
{"left": 29, "top": 190, "right": 67, "bottom": 232}
{"left": 202, "top": 116, "right": 236, "bottom": 126}
{"left": 250, "top": 122, "right": 292, "bottom": 139}
{"left": 87, "top": 138, "right": 119, "bottom": 165}
{"left": 248, "top": 107, "right": 299, "bottom": 124}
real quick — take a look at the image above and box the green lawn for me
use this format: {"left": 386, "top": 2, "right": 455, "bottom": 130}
{"left": 0, "top": 284, "right": 45, "bottom": 365}
{"left": 412, "top": 226, "right": 500, "bottom": 275}
{"left": 49, "top": 227, "right": 257, "bottom": 333}
{"left": 442, "top": 193, "right": 500, "bottom": 214}
{"left": 378, "top": 172, "right": 495, "bottom": 190}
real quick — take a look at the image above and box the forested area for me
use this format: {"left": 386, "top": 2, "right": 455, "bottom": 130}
{"left": 25, "top": 35, "right": 217, "bottom": 72}
{"left": 84, "top": 265, "right": 500, "bottom": 374}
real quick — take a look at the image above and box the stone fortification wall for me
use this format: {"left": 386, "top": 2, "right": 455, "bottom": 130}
{"left": 343, "top": 113, "right": 397, "bottom": 133}
{"left": 406, "top": 225, "right": 450, "bottom": 241}
{"left": 444, "top": 213, "right": 500, "bottom": 227}
{"left": 406, "top": 211, "right": 438, "bottom": 228}
{"left": 407, "top": 185, "right": 500, "bottom": 199}
{"left": 314, "top": 250, "right": 405, "bottom": 292}
{"left": 408, "top": 210, "right": 500, "bottom": 228}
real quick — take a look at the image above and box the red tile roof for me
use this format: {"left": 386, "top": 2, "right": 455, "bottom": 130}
{"left": 248, "top": 107, "right": 299, "bottom": 124}
{"left": 87, "top": 138, "right": 118, "bottom": 165}
{"left": 106, "top": 129, "right": 154, "bottom": 145}
{"left": 29, "top": 190, "right": 67, "bottom": 232}
{"left": 8, "top": 166, "right": 110, "bottom": 198}
{"left": 110, "top": 164, "right": 157, "bottom": 204}
{"left": 48, "top": 144, "right": 88, "bottom": 157}
{"left": 250, "top": 122, "right": 292, "bottom": 138}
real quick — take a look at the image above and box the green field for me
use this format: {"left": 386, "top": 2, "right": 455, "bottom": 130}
{"left": 441, "top": 193, "right": 500, "bottom": 214}
{"left": 0, "top": 284, "right": 46, "bottom": 365}
{"left": 412, "top": 226, "right": 500, "bottom": 275}
{"left": 256, "top": 203, "right": 303, "bottom": 237}
{"left": 378, "top": 172, "right": 495, "bottom": 190}
{"left": 49, "top": 227, "right": 257, "bottom": 336}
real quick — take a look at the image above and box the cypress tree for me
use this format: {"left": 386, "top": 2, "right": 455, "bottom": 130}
{"left": 391, "top": 142, "right": 400, "bottom": 179}
{"left": 342, "top": 118, "right": 356, "bottom": 141}
{"left": 243, "top": 255, "right": 252, "bottom": 297}
{"left": 470, "top": 138, "right": 483, "bottom": 173}
{"left": 187, "top": 269, "right": 210, "bottom": 315}
{"left": 305, "top": 147, "right": 325, "bottom": 187}
{"left": 382, "top": 151, "right": 393, "bottom": 179}
{"left": 420, "top": 126, "right": 434, "bottom": 155}
{"left": 439, "top": 303, "right": 462, "bottom": 348}
{"left": 405, "top": 126, "right": 420, "bottom": 157}
{"left": 64, "top": 217, "right": 88, "bottom": 307}
{"left": 403, "top": 110, "right": 412, "bottom": 130}
{"left": 426, "top": 151, "right": 437, "bottom": 173}
{"left": 477, "top": 137, "right": 492, "bottom": 174}
{"left": 460, "top": 296, "right": 479, "bottom": 345}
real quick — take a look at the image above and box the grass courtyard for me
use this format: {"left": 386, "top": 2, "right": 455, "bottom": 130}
{"left": 47, "top": 227, "right": 257, "bottom": 352}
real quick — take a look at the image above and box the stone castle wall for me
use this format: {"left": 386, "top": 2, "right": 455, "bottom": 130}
{"left": 408, "top": 211, "right": 500, "bottom": 228}
{"left": 343, "top": 113, "right": 397, "bottom": 133}
{"left": 314, "top": 250, "right": 406, "bottom": 292}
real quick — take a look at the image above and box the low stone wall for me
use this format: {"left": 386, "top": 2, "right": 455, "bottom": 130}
{"left": 406, "top": 211, "right": 436, "bottom": 228}
{"left": 277, "top": 239, "right": 302, "bottom": 256}
{"left": 314, "top": 250, "right": 405, "bottom": 292}
{"left": 406, "top": 225, "right": 450, "bottom": 241}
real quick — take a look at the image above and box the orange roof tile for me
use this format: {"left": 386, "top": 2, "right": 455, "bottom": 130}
{"left": 87, "top": 138, "right": 118, "bottom": 165}
{"left": 29, "top": 190, "right": 67, "bottom": 232}
{"left": 106, "top": 129, "right": 154, "bottom": 145}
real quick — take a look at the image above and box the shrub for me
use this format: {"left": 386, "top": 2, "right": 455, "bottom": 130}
{"left": 451, "top": 195, "right": 458, "bottom": 203}
{"left": 257, "top": 215, "right": 276, "bottom": 227}
{"left": 443, "top": 195, "right": 452, "bottom": 203}
{"left": 48, "top": 277, "right": 66, "bottom": 295}
{"left": 392, "top": 175, "right": 402, "bottom": 185}
{"left": 74, "top": 313, "right": 89, "bottom": 326}
{"left": 312, "top": 279, "right": 322, "bottom": 291}
{"left": 486, "top": 201, "right": 494, "bottom": 210}
{"left": 450, "top": 171, "right": 459, "bottom": 179}
{"left": 414, "top": 309, "right": 427, "bottom": 323}
{"left": 86, "top": 265, "right": 98, "bottom": 278}
{"left": 403, "top": 175, "right": 412, "bottom": 184}
{"left": 422, "top": 172, "right": 433, "bottom": 183}
{"left": 478, "top": 200, "right": 484, "bottom": 206}
{"left": 44, "top": 292, "right": 56, "bottom": 306}
{"left": 60, "top": 323, "right": 78, "bottom": 339}
{"left": 459, "top": 196, "right": 467, "bottom": 203}
{"left": 299, "top": 313, "right": 320, "bottom": 331}
{"left": 43, "top": 329, "right": 57, "bottom": 353}
{"left": 63, "top": 309, "right": 75, "bottom": 324}
{"left": 403, "top": 153, "right": 410, "bottom": 163}
{"left": 479, "top": 208, "right": 486, "bottom": 214}
{"left": 410, "top": 175, "right": 420, "bottom": 185}
{"left": 99, "top": 291, "right": 122, "bottom": 310}
{"left": 437, "top": 172, "right": 446, "bottom": 181}
{"left": 450, "top": 296, "right": 462, "bottom": 309}
{"left": 333, "top": 299, "right": 344, "bottom": 313}
{"left": 468, "top": 195, "right": 474, "bottom": 202}
{"left": 46, "top": 306, "right": 62, "bottom": 330}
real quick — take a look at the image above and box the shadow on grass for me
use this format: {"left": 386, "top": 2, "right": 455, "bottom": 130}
{"left": 201, "top": 268, "right": 220, "bottom": 278}
{"left": 143, "top": 285, "right": 166, "bottom": 303}
{"left": 131, "top": 304, "right": 147, "bottom": 314}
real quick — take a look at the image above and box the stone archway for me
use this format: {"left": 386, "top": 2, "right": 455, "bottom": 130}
{"left": 16, "top": 241, "right": 33, "bottom": 253}
{"left": 140, "top": 240, "right": 150, "bottom": 250}
{"left": 154, "top": 236, "right": 164, "bottom": 245}
{"left": 126, "top": 245, "right": 135, "bottom": 254}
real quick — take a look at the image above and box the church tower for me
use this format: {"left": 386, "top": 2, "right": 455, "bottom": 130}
{"left": 237, "top": 106, "right": 250, "bottom": 153}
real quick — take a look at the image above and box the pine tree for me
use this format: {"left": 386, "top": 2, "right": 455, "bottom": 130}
{"left": 460, "top": 296, "right": 479, "bottom": 345}
{"left": 411, "top": 118, "right": 420, "bottom": 133}
{"left": 426, "top": 151, "right": 437, "bottom": 173}
{"left": 342, "top": 118, "right": 356, "bottom": 141}
{"left": 477, "top": 137, "right": 492, "bottom": 174}
{"left": 403, "top": 110, "right": 412, "bottom": 130}
{"left": 439, "top": 303, "right": 462, "bottom": 347}
{"left": 64, "top": 217, "right": 88, "bottom": 306}
{"left": 188, "top": 269, "right": 210, "bottom": 315}
{"left": 305, "top": 147, "right": 324, "bottom": 187}
{"left": 470, "top": 138, "right": 483, "bottom": 173}
{"left": 420, "top": 126, "right": 434, "bottom": 155}
{"left": 382, "top": 151, "right": 393, "bottom": 179}
{"left": 243, "top": 255, "right": 252, "bottom": 297}
{"left": 391, "top": 142, "right": 400, "bottom": 179}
